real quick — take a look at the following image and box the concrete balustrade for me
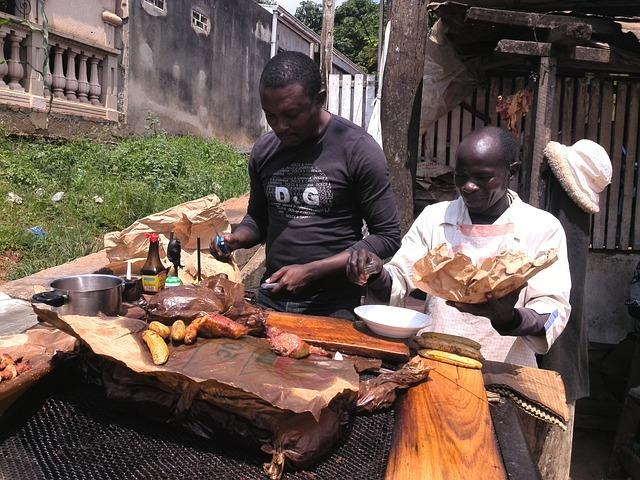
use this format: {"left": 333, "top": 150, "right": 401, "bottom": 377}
{"left": 0, "top": 12, "right": 120, "bottom": 122}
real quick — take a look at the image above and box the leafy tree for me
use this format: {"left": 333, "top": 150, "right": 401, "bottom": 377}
{"left": 295, "top": 1, "right": 322, "bottom": 34}
{"left": 257, "top": 0, "right": 277, "bottom": 5}
{"left": 334, "top": 0, "right": 380, "bottom": 72}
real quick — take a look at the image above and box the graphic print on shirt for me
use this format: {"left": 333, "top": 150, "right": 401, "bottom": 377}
{"left": 266, "top": 162, "right": 333, "bottom": 219}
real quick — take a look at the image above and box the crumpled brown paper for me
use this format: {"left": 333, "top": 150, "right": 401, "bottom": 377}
{"left": 413, "top": 243, "right": 557, "bottom": 304}
{"left": 103, "top": 194, "right": 240, "bottom": 283}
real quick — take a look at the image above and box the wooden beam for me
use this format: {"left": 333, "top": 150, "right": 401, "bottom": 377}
{"left": 546, "top": 23, "right": 592, "bottom": 45}
{"left": 465, "top": 7, "right": 618, "bottom": 37}
{"left": 491, "top": 399, "right": 542, "bottom": 479}
{"left": 320, "top": 0, "right": 335, "bottom": 92}
{"left": 572, "top": 45, "right": 611, "bottom": 63}
{"left": 381, "top": 0, "right": 430, "bottom": 233}
{"left": 529, "top": 57, "right": 557, "bottom": 208}
{"left": 496, "top": 39, "right": 551, "bottom": 56}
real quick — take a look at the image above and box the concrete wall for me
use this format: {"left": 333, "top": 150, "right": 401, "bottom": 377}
{"left": 586, "top": 251, "right": 639, "bottom": 344}
{"left": 126, "top": 0, "right": 271, "bottom": 147}
{"left": 45, "top": 0, "right": 118, "bottom": 48}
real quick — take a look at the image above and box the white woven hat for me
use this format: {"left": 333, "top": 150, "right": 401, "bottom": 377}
{"left": 543, "top": 139, "right": 612, "bottom": 214}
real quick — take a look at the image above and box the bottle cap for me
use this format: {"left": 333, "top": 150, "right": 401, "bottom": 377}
{"left": 165, "top": 275, "right": 182, "bottom": 287}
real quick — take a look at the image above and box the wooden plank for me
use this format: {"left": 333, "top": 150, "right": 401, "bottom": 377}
{"left": 364, "top": 74, "right": 376, "bottom": 128}
{"left": 495, "top": 39, "right": 551, "bottom": 57}
{"left": 513, "top": 77, "right": 526, "bottom": 193}
{"left": 606, "top": 81, "right": 628, "bottom": 249}
{"left": 529, "top": 57, "right": 557, "bottom": 208}
{"left": 340, "top": 74, "right": 353, "bottom": 121}
{"left": 353, "top": 74, "right": 364, "bottom": 126}
{"left": 461, "top": 94, "right": 474, "bottom": 139}
{"left": 436, "top": 115, "right": 448, "bottom": 164}
{"left": 449, "top": 107, "right": 462, "bottom": 167}
{"left": 586, "top": 77, "right": 601, "bottom": 141}
{"left": 572, "top": 45, "right": 611, "bottom": 63}
{"left": 465, "top": 7, "right": 618, "bottom": 35}
{"left": 385, "top": 357, "right": 507, "bottom": 480}
{"left": 561, "top": 77, "right": 575, "bottom": 146}
{"left": 475, "top": 85, "right": 487, "bottom": 128}
{"left": 546, "top": 22, "right": 592, "bottom": 44}
{"left": 265, "top": 311, "right": 410, "bottom": 362}
{"left": 574, "top": 77, "right": 588, "bottom": 142}
{"left": 622, "top": 84, "right": 640, "bottom": 249}
{"left": 488, "top": 76, "right": 500, "bottom": 126}
{"left": 491, "top": 399, "right": 542, "bottom": 479}
{"left": 593, "top": 80, "right": 614, "bottom": 248}
{"left": 550, "top": 73, "right": 562, "bottom": 141}
{"left": 327, "top": 73, "right": 340, "bottom": 115}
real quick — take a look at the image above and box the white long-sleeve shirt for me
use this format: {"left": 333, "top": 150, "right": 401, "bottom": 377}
{"left": 383, "top": 191, "right": 571, "bottom": 367}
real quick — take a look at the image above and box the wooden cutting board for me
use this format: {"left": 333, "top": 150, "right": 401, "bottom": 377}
{"left": 385, "top": 357, "right": 507, "bottom": 480}
{"left": 265, "top": 311, "right": 410, "bottom": 362}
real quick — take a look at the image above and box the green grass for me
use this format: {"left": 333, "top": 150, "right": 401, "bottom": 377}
{"left": 0, "top": 132, "right": 249, "bottom": 280}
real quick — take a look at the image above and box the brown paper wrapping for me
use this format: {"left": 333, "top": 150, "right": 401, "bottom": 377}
{"left": 413, "top": 243, "right": 557, "bottom": 304}
{"left": 103, "top": 194, "right": 240, "bottom": 283}
{"left": 33, "top": 305, "right": 358, "bottom": 421}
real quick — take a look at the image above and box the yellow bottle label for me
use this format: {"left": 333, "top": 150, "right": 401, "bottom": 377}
{"left": 141, "top": 271, "right": 167, "bottom": 293}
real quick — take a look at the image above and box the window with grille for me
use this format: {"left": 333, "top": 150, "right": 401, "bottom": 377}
{"left": 191, "top": 9, "right": 210, "bottom": 34}
{"left": 144, "top": 0, "right": 165, "bottom": 10}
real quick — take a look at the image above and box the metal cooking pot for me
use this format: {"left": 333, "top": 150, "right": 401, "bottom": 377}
{"left": 32, "top": 274, "right": 124, "bottom": 316}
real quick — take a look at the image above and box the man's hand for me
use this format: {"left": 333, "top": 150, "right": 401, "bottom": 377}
{"left": 346, "top": 249, "right": 383, "bottom": 286}
{"left": 447, "top": 288, "right": 523, "bottom": 330}
{"left": 266, "top": 264, "right": 317, "bottom": 295}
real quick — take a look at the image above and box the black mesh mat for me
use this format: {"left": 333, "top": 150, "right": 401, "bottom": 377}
{"left": 0, "top": 373, "right": 395, "bottom": 480}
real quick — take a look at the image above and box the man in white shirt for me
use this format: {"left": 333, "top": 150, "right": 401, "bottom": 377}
{"left": 347, "top": 126, "right": 571, "bottom": 367}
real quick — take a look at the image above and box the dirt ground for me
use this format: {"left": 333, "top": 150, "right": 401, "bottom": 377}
{"left": 0, "top": 250, "right": 21, "bottom": 285}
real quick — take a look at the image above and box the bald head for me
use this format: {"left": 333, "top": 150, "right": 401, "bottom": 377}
{"left": 454, "top": 127, "right": 520, "bottom": 217}
{"left": 456, "top": 126, "right": 519, "bottom": 169}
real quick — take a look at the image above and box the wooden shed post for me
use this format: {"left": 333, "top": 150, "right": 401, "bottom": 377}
{"left": 320, "top": 0, "right": 335, "bottom": 93}
{"left": 381, "top": 0, "right": 430, "bottom": 233}
{"left": 529, "top": 56, "right": 557, "bottom": 207}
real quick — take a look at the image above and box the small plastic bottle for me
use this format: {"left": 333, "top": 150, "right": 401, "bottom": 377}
{"left": 140, "top": 233, "right": 167, "bottom": 294}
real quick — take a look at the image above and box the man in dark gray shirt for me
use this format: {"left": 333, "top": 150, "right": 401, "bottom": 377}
{"left": 211, "top": 51, "right": 400, "bottom": 318}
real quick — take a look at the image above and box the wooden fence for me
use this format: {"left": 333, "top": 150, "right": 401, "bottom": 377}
{"left": 327, "top": 73, "right": 377, "bottom": 129}
{"left": 420, "top": 75, "right": 640, "bottom": 251}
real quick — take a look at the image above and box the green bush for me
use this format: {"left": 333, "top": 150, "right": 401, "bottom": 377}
{"left": 0, "top": 133, "right": 249, "bottom": 280}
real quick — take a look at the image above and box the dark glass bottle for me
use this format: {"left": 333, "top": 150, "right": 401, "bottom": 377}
{"left": 140, "top": 233, "right": 166, "bottom": 293}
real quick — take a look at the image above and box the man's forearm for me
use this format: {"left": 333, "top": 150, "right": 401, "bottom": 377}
{"left": 231, "top": 224, "right": 261, "bottom": 250}
{"left": 494, "top": 308, "right": 549, "bottom": 337}
{"left": 304, "top": 251, "right": 352, "bottom": 281}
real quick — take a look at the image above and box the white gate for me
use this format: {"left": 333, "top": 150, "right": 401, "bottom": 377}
{"left": 327, "top": 73, "right": 377, "bottom": 129}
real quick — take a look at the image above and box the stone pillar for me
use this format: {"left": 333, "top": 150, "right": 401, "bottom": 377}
{"left": 24, "top": 27, "right": 45, "bottom": 98}
{"left": 0, "top": 29, "right": 9, "bottom": 88}
{"left": 77, "top": 53, "right": 89, "bottom": 103}
{"left": 102, "top": 53, "right": 118, "bottom": 119}
{"left": 64, "top": 49, "right": 78, "bottom": 101}
{"left": 88, "top": 55, "right": 102, "bottom": 106}
{"left": 7, "top": 31, "right": 27, "bottom": 91}
{"left": 51, "top": 45, "right": 65, "bottom": 98}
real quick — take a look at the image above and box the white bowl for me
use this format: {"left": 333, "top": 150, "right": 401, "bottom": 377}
{"left": 354, "top": 305, "right": 431, "bottom": 339}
